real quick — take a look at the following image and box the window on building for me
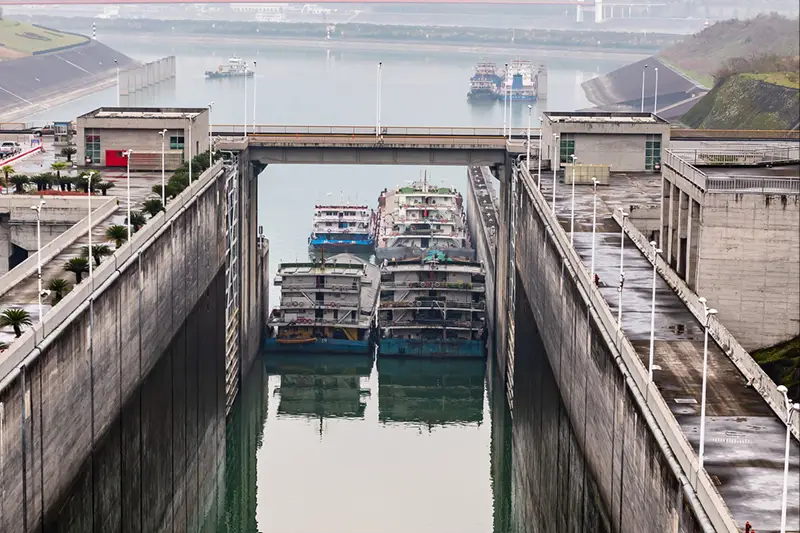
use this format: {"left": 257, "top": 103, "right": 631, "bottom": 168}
{"left": 85, "top": 134, "right": 101, "bottom": 163}
{"left": 170, "top": 135, "right": 185, "bottom": 150}
{"left": 559, "top": 134, "right": 575, "bottom": 164}
{"left": 645, "top": 134, "right": 662, "bottom": 171}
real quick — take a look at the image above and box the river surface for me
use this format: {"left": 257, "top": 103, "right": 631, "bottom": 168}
{"left": 37, "top": 39, "right": 624, "bottom": 532}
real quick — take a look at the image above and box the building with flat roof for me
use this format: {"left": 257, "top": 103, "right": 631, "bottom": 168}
{"left": 76, "top": 107, "right": 210, "bottom": 170}
{"left": 541, "top": 111, "right": 670, "bottom": 172}
{"left": 660, "top": 149, "right": 800, "bottom": 350}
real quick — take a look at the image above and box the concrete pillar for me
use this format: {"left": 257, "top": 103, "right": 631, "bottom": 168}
{"left": 576, "top": 0, "right": 584, "bottom": 22}
{"left": 684, "top": 199, "right": 693, "bottom": 284}
{"left": 675, "top": 191, "right": 683, "bottom": 272}
{"left": 595, "top": 0, "right": 604, "bottom": 22}
{"left": 666, "top": 182, "right": 675, "bottom": 262}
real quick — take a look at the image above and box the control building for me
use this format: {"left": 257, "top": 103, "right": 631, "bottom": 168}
{"left": 76, "top": 107, "right": 210, "bottom": 170}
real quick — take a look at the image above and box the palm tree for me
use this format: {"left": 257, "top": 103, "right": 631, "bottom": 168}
{"left": 1, "top": 164, "right": 14, "bottom": 184}
{"left": 142, "top": 198, "right": 164, "bottom": 217}
{"left": 74, "top": 172, "right": 97, "bottom": 193}
{"left": 64, "top": 257, "right": 89, "bottom": 283}
{"left": 0, "top": 308, "right": 33, "bottom": 338}
{"left": 96, "top": 181, "right": 115, "bottom": 196}
{"left": 60, "top": 146, "right": 77, "bottom": 162}
{"left": 47, "top": 278, "right": 70, "bottom": 304}
{"left": 105, "top": 224, "right": 128, "bottom": 249}
{"left": 80, "top": 244, "right": 113, "bottom": 267}
{"left": 130, "top": 212, "right": 147, "bottom": 232}
{"left": 50, "top": 161, "right": 69, "bottom": 188}
{"left": 9, "top": 174, "right": 30, "bottom": 194}
{"left": 31, "top": 173, "right": 53, "bottom": 192}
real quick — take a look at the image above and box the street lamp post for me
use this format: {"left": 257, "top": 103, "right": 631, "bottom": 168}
{"left": 569, "top": 154, "right": 577, "bottom": 244}
{"left": 590, "top": 178, "right": 598, "bottom": 280}
{"left": 526, "top": 105, "right": 532, "bottom": 171}
{"left": 187, "top": 116, "right": 193, "bottom": 186}
{"left": 552, "top": 133, "right": 559, "bottom": 213}
{"left": 243, "top": 65, "right": 248, "bottom": 135}
{"left": 507, "top": 73, "right": 512, "bottom": 141}
{"left": 617, "top": 208, "right": 629, "bottom": 330}
{"left": 697, "top": 296, "right": 718, "bottom": 470}
{"left": 31, "top": 199, "right": 45, "bottom": 323}
{"left": 376, "top": 61, "right": 382, "bottom": 139}
{"left": 87, "top": 171, "right": 96, "bottom": 279}
{"left": 252, "top": 60, "right": 257, "bottom": 134}
{"left": 777, "top": 385, "right": 799, "bottom": 533}
{"left": 647, "top": 241, "right": 663, "bottom": 382}
{"left": 536, "top": 115, "right": 543, "bottom": 189}
{"left": 158, "top": 129, "right": 167, "bottom": 207}
{"left": 653, "top": 67, "right": 659, "bottom": 114}
{"left": 640, "top": 64, "right": 648, "bottom": 113}
{"left": 114, "top": 59, "right": 119, "bottom": 107}
{"left": 502, "top": 63, "right": 508, "bottom": 137}
{"left": 208, "top": 101, "right": 214, "bottom": 167}
{"left": 123, "top": 149, "right": 133, "bottom": 240}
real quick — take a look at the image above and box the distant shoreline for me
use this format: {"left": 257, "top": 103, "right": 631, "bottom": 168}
{"left": 114, "top": 32, "right": 652, "bottom": 62}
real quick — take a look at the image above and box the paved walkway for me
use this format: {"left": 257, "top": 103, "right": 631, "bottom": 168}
{"left": 533, "top": 169, "right": 800, "bottom": 532}
{"left": 0, "top": 139, "right": 169, "bottom": 347}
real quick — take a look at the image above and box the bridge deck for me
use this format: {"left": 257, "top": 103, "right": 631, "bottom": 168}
{"left": 532, "top": 168, "right": 800, "bottom": 531}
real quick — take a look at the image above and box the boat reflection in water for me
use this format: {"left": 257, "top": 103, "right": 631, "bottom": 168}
{"left": 377, "top": 357, "right": 486, "bottom": 426}
{"left": 265, "top": 353, "right": 373, "bottom": 423}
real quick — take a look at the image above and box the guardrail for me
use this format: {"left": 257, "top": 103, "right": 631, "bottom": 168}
{"left": 669, "top": 128, "right": 800, "bottom": 141}
{"left": 213, "top": 124, "right": 531, "bottom": 137}
{"left": 0, "top": 197, "right": 117, "bottom": 299}
{"left": 706, "top": 176, "right": 800, "bottom": 194}
{"left": 613, "top": 209, "right": 800, "bottom": 440}
{"left": 518, "top": 163, "right": 737, "bottom": 532}
{"left": 0, "top": 160, "right": 225, "bottom": 387}
{"left": 664, "top": 149, "right": 708, "bottom": 192}
{"left": 669, "top": 146, "right": 800, "bottom": 166}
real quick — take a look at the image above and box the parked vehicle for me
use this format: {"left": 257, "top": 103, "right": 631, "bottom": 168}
{"left": 0, "top": 141, "right": 22, "bottom": 156}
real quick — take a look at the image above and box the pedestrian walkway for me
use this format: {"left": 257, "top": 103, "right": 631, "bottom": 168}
{"left": 531, "top": 168, "right": 799, "bottom": 531}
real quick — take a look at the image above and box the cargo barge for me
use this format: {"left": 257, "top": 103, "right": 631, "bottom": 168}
{"left": 308, "top": 204, "right": 377, "bottom": 257}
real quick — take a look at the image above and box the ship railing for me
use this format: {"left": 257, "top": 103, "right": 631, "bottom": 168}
{"left": 280, "top": 302, "right": 359, "bottom": 311}
{"left": 380, "top": 281, "right": 485, "bottom": 290}
{"left": 380, "top": 299, "right": 485, "bottom": 310}
{"left": 384, "top": 319, "right": 484, "bottom": 329}
{"left": 281, "top": 282, "right": 359, "bottom": 291}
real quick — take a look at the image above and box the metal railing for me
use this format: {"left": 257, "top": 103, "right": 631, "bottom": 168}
{"left": 706, "top": 176, "right": 800, "bottom": 194}
{"left": 380, "top": 281, "right": 485, "bottom": 290}
{"left": 669, "top": 146, "right": 800, "bottom": 166}
{"left": 213, "top": 124, "right": 531, "bottom": 137}
{"left": 664, "top": 149, "right": 708, "bottom": 191}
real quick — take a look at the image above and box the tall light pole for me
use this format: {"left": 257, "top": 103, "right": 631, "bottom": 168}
{"left": 616, "top": 208, "right": 628, "bottom": 330}
{"left": 777, "top": 385, "right": 799, "bottom": 533}
{"left": 376, "top": 61, "right": 382, "bottom": 139}
{"left": 114, "top": 59, "right": 119, "bottom": 107}
{"left": 507, "top": 70, "right": 512, "bottom": 141}
{"left": 208, "top": 101, "right": 214, "bottom": 167}
{"left": 502, "top": 63, "right": 508, "bottom": 137}
{"left": 551, "top": 133, "right": 559, "bottom": 214}
{"left": 536, "top": 115, "right": 543, "bottom": 188}
{"left": 653, "top": 67, "right": 659, "bottom": 114}
{"left": 647, "top": 240, "right": 663, "bottom": 382}
{"left": 243, "top": 64, "right": 248, "bottom": 135}
{"left": 158, "top": 129, "right": 167, "bottom": 207}
{"left": 187, "top": 116, "right": 193, "bottom": 186}
{"left": 569, "top": 154, "right": 577, "bottom": 244}
{"left": 87, "top": 171, "right": 96, "bottom": 280}
{"left": 590, "top": 178, "right": 598, "bottom": 281}
{"left": 697, "top": 296, "right": 717, "bottom": 470}
{"left": 123, "top": 149, "right": 133, "bottom": 240}
{"left": 640, "top": 64, "right": 648, "bottom": 113}
{"left": 31, "top": 199, "right": 45, "bottom": 323}
{"left": 252, "top": 60, "right": 257, "bottom": 134}
{"left": 526, "top": 104, "right": 532, "bottom": 171}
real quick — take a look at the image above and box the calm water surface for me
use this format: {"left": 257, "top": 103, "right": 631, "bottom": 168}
{"left": 37, "top": 40, "right": 624, "bottom": 531}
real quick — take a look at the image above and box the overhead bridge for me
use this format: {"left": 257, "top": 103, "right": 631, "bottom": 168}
{"left": 216, "top": 126, "right": 525, "bottom": 166}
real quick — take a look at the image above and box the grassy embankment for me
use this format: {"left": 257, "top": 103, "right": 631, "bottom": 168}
{"left": 0, "top": 19, "right": 87, "bottom": 56}
{"left": 753, "top": 336, "right": 800, "bottom": 399}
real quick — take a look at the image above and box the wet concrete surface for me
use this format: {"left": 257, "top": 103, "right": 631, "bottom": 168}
{"left": 0, "top": 139, "right": 172, "bottom": 347}
{"left": 535, "top": 169, "right": 800, "bottom": 532}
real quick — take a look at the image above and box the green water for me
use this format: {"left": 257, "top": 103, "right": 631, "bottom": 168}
{"left": 220, "top": 353, "right": 512, "bottom": 533}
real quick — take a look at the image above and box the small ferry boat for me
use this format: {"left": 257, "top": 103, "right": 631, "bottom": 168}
{"left": 308, "top": 204, "right": 377, "bottom": 257}
{"left": 378, "top": 250, "right": 487, "bottom": 358}
{"left": 205, "top": 56, "right": 254, "bottom": 79}
{"left": 264, "top": 253, "right": 380, "bottom": 354}
{"left": 376, "top": 175, "right": 474, "bottom": 261}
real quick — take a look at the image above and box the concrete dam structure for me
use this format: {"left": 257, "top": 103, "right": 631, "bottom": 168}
{"left": 0, "top": 156, "right": 263, "bottom": 530}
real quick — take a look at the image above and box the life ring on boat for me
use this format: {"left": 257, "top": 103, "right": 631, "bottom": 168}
{"left": 426, "top": 282, "right": 432, "bottom": 288}
{"left": 434, "top": 282, "right": 441, "bottom": 288}
{"left": 330, "top": 302, "right": 337, "bottom": 308}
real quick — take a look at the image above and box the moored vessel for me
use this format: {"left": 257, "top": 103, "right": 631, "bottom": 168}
{"left": 308, "top": 204, "right": 377, "bottom": 257}
{"left": 264, "top": 253, "right": 380, "bottom": 354}
{"left": 205, "top": 56, "right": 254, "bottom": 79}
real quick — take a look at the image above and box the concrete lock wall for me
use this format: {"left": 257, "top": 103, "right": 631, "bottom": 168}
{"left": 508, "top": 164, "right": 738, "bottom": 533}
{"left": 0, "top": 162, "right": 231, "bottom": 531}
{"left": 696, "top": 192, "right": 800, "bottom": 351}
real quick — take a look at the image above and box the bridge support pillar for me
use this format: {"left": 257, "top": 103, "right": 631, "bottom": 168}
{"left": 595, "top": 0, "right": 604, "bottom": 22}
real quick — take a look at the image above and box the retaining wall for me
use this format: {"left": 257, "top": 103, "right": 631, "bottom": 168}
{"left": 0, "top": 161, "right": 229, "bottom": 530}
